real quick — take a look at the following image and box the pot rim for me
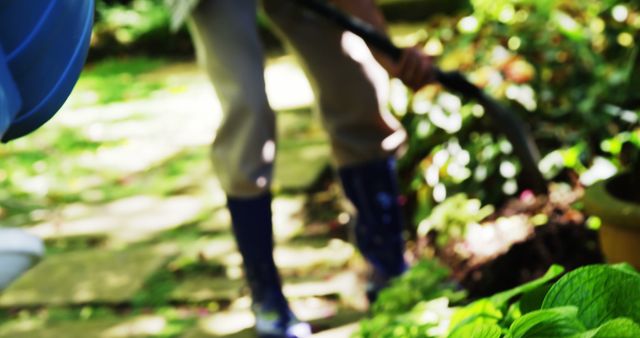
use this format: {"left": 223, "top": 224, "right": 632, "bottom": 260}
{"left": 0, "top": 228, "right": 44, "bottom": 257}
{"left": 584, "top": 174, "right": 640, "bottom": 229}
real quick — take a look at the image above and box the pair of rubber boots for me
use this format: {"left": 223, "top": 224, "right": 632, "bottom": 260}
{"left": 226, "top": 157, "right": 407, "bottom": 338}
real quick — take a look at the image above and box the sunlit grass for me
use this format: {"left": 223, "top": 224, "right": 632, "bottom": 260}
{"left": 72, "top": 57, "right": 167, "bottom": 106}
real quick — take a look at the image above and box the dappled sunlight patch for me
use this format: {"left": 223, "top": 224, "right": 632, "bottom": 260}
{"left": 0, "top": 315, "right": 46, "bottom": 337}
{"left": 76, "top": 140, "right": 184, "bottom": 175}
{"left": 182, "top": 236, "right": 236, "bottom": 263}
{"left": 217, "top": 239, "right": 355, "bottom": 275}
{"left": 197, "top": 208, "right": 231, "bottom": 233}
{"left": 170, "top": 276, "right": 243, "bottom": 303}
{"left": 0, "top": 315, "right": 169, "bottom": 338}
{"left": 193, "top": 309, "right": 255, "bottom": 337}
{"left": 274, "top": 239, "right": 355, "bottom": 274}
{"left": 273, "top": 195, "right": 307, "bottom": 242}
{"left": 27, "top": 195, "right": 205, "bottom": 245}
{"left": 283, "top": 271, "right": 360, "bottom": 300}
{"left": 265, "top": 56, "right": 314, "bottom": 111}
{"left": 58, "top": 89, "right": 219, "bottom": 145}
{"left": 291, "top": 297, "right": 338, "bottom": 322}
{"left": 101, "top": 315, "right": 167, "bottom": 337}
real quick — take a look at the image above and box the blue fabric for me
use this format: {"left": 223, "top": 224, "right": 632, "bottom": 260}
{"left": 0, "top": 0, "right": 93, "bottom": 142}
{"left": 338, "top": 157, "right": 407, "bottom": 278}
{"left": 0, "top": 45, "right": 19, "bottom": 139}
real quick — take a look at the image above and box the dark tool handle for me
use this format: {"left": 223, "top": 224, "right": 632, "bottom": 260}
{"left": 295, "top": 0, "right": 548, "bottom": 194}
{"left": 295, "top": 0, "right": 404, "bottom": 60}
{"left": 295, "top": 0, "right": 477, "bottom": 92}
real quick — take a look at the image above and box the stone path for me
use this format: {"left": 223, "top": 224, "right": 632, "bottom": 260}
{"left": 0, "top": 245, "right": 178, "bottom": 307}
{"left": 0, "top": 56, "right": 368, "bottom": 337}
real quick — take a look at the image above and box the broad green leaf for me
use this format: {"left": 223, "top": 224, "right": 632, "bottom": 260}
{"left": 612, "top": 262, "right": 640, "bottom": 277}
{"left": 508, "top": 306, "right": 585, "bottom": 338}
{"left": 448, "top": 323, "right": 502, "bottom": 338}
{"left": 519, "top": 284, "right": 552, "bottom": 314}
{"left": 542, "top": 265, "right": 640, "bottom": 328}
{"left": 570, "top": 318, "right": 640, "bottom": 338}
{"left": 448, "top": 299, "right": 503, "bottom": 334}
{"left": 490, "top": 265, "right": 565, "bottom": 307}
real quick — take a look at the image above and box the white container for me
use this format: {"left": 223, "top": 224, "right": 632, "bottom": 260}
{"left": 0, "top": 228, "right": 44, "bottom": 290}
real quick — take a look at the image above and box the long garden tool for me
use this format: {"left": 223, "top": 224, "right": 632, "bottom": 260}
{"left": 295, "top": 0, "right": 548, "bottom": 194}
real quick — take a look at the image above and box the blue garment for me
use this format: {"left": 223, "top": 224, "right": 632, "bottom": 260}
{"left": 0, "top": 44, "right": 20, "bottom": 138}
{"left": 0, "top": 0, "right": 94, "bottom": 142}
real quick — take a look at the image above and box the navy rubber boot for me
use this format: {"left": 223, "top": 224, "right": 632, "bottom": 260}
{"left": 338, "top": 157, "right": 408, "bottom": 302}
{"left": 227, "top": 193, "right": 311, "bottom": 338}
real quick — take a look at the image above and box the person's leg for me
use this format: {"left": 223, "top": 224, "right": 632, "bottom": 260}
{"left": 189, "top": 2, "right": 309, "bottom": 336}
{"left": 189, "top": 0, "right": 274, "bottom": 198}
{"left": 263, "top": 0, "right": 407, "bottom": 300}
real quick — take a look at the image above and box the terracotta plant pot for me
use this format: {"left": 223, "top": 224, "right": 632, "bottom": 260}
{"left": 583, "top": 173, "right": 640, "bottom": 269}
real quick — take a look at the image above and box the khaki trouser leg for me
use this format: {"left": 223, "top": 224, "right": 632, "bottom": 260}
{"left": 263, "top": 0, "right": 406, "bottom": 168}
{"left": 189, "top": 0, "right": 275, "bottom": 197}
{"left": 189, "top": 0, "right": 406, "bottom": 196}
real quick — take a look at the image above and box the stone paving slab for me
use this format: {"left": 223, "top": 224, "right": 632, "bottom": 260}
{"left": 0, "top": 315, "right": 168, "bottom": 338}
{"left": 283, "top": 271, "right": 359, "bottom": 299}
{"left": 170, "top": 276, "right": 243, "bottom": 303}
{"left": 175, "top": 236, "right": 237, "bottom": 264}
{"left": 274, "top": 239, "right": 355, "bottom": 274}
{"left": 58, "top": 57, "right": 314, "bottom": 180}
{"left": 0, "top": 245, "right": 177, "bottom": 307}
{"left": 27, "top": 195, "right": 205, "bottom": 244}
{"left": 182, "top": 307, "right": 364, "bottom": 338}
{"left": 219, "top": 238, "right": 355, "bottom": 276}
{"left": 167, "top": 270, "right": 359, "bottom": 304}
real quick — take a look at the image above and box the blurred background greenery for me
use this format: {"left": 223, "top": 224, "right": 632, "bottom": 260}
{"left": 0, "top": 0, "right": 638, "bottom": 337}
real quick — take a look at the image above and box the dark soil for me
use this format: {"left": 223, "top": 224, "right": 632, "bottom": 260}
{"left": 435, "top": 186, "right": 605, "bottom": 299}
{"left": 453, "top": 222, "right": 603, "bottom": 299}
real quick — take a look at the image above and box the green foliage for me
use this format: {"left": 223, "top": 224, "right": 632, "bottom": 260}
{"left": 448, "top": 322, "right": 502, "bottom": 338}
{"left": 74, "top": 57, "right": 167, "bottom": 105}
{"left": 372, "top": 260, "right": 467, "bottom": 315}
{"left": 508, "top": 306, "right": 585, "bottom": 338}
{"left": 417, "top": 193, "right": 494, "bottom": 247}
{"left": 94, "top": 0, "right": 171, "bottom": 46}
{"left": 361, "top": 263, "right": 640, "bottom": 338}
{"left": 573, "top": 318, "right": 640, "bottom": 338}
{"left": 541, "top": 264, "right": 640, "bottom": 328}
{"left": 398, "top": 0, "right": 640, "bottom": 227}
{"left": 488, "top": 265, "right": 565, "bottom": 308}
{"left": 355, "top": 260, "right": 466, "bottom": 338}
{"left": 450, "top": 264, "right": 640, "bottom": 338}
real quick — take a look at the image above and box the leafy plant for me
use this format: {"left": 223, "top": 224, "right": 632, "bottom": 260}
{"left": 449, "top": 264, "right": 640, "bottom": 338}
{"left": 397, "top": 0, "right": 640, "bottom": 224}
{"left": 355, "top": 259, "right": 466, "bottom": 338}
{"left": 359, "top": 263, "right": 640, "bottom": 338}
{"left": 417, "top": 193, "right": 494, "bottom": 247}
{"left": 372, "top": 260, "right": 467, "bottom": 316}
